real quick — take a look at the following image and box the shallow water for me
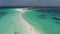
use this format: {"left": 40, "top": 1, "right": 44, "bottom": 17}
{"left": 0, "top": 9, "right": 24, "bottom": 34}
{"left": 23, "top": 10, "right": 60, "bottom": 34}
{"left": 0, "top": 8, "right": 60, "bottom": 34}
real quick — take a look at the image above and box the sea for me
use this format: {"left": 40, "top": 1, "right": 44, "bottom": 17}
{"left": 0, "top": 8, "right": 60, "bottom": 34}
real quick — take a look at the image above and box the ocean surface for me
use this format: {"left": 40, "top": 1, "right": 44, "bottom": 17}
{"left": 23, "top": 10, "right": 60, "bottom": 34}
{"left": 0, "top": 8, "right": 60, "bottom": 34}
{"left": 0, "top": 9, "right": 24, "bottom": 34}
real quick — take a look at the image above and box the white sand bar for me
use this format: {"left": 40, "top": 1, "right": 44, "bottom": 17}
{"left": 16, "top": 9, "right": 39, "bottom": 34}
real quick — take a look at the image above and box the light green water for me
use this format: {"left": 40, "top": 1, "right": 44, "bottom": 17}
{"left": 23, "top": 10, "right": 60, "bottom": 34}
{"left": 0, "top": 8, "right": 24, "bottom": 34}
{"left": 0, "top": 8, "right": 60, "bottom": 34}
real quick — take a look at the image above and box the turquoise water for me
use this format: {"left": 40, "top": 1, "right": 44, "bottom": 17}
{"left": 0, "top": 8, "right": 60, "bottom": 34}
{"left": 23, "top": 10, "right": 60, "bottom": 34}
{"left": 0, "top": 9, "right": 24, "bottom": 34}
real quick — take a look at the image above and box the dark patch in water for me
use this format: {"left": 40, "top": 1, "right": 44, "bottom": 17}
{"left": 55, "top": 21, "right": 60, "bottom": 25}
{"left": 38, "top": 14, "right": 45, "bottom": 19}
{"left": 52, "top": 17, "right": 60, "bottom": 21}
{"left": 36, "top": 8, "right": 60, "bottom": 14}
{"left": 0, "top": 12, "right": 8, "bottom": 18}
{"left": 0, "top": 12, "right": 7, "bottom": 14}
{"left": 0, "top": 12, "right": 7, "bottom": 16}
